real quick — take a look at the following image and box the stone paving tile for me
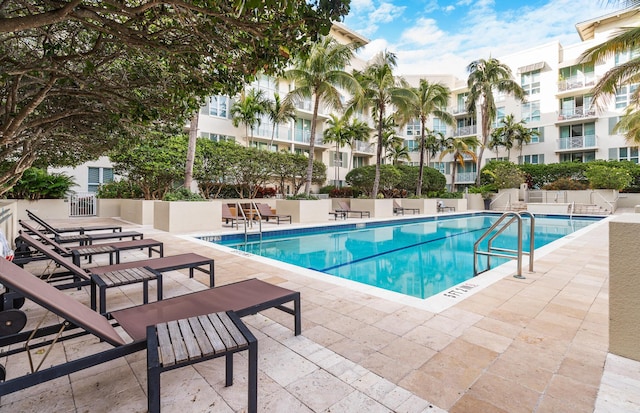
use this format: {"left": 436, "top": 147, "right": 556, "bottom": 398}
{"left": 3, "top": 214, "right": 640, "bottom": 412}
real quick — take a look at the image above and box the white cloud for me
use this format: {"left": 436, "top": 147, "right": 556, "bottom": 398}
{"left": 370, "top": 2, "right": 405, "bottom": 24}
{"left": 352, "top": 0, "right": 616, "bottom": 78}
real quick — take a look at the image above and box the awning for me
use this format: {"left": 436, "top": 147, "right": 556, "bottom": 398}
{"left": 518, "top": 61, "right": 546, "bottom": 73}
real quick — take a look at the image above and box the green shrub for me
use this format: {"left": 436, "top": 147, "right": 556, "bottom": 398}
{"left": 585, "top": 164, "right": 632, "bottom": 190}
{"left": 481, "top": 161, "right": 525, "bottom": 189}
{"left": 162, "top": 187, "right": 206, "bottom": 201}
{"left": 7, "top": 168, "right": 75, "bottom": 200}
{"left": 542, "top": 177, "right": 589, "bottom": 190}
{"left": 286, "top": 194, "right": 319, "bottom": 200}
{"left": 96, "top": 180, "right": 143, "bottom": 199}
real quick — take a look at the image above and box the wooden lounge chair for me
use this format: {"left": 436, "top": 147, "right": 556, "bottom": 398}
{"left": 20, "top": 218, "right": 144, "bottom": 245}
{"left": 255, "top": 203, "right": 291, "bottom": 224}
{"left": 393, "top": 200, "right": 419, "bottom": 215}
{"left": 26, "top": 209, "right": 123, "bottom": 234}
{"left": 222, "top": 203, "right": 247, "bottom": 228}
{"left": 336, "top": 200, "right": 371, "bottom": 218}
{"left": 18, "top": 221, "right": 163, "bottom": 265}
{"left": 0, "top": 257, "right": 300, "bottom": 412}
{"left": 17, "top": 232, "right": 163, "bottom": 313}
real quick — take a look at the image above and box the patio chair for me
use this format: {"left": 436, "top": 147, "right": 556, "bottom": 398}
{"left": 222, "top": 203, "right": 247, "bottom": 228}
{"left": 336, "top": 200, "right": 371, "bottom": 218}
{"left": 16, "top": 232, "right": 164, "bottom": 314}
{"left": 0, "top": 257, "right": 300, "bottom": 412}
{"left": 21, "top": 216, "right": 144, "bottom": 245}
{"left": 255, "top": 203, "right": 291, "bottom": 224}
{"left": 18, "top": 220, "right": 163, "bottom": 265}
{"left": 393, "top": 200, "right": 419, "bottom": 215}
{"left": 26, "top": 209, "right": 123, "bottom": 234}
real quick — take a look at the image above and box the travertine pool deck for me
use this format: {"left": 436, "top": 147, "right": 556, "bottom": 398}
{"left": 1, "top": 211, "right": 639, "bottom": 412}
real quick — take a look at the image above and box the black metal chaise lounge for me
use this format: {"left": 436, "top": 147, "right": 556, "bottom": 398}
{"left": 26, "top": 209, "right": 123, "bottom": 234}
{"left": 18, "top": 221, "right": 163, "bottom": 265}
{"left": 336, "top": 200, "right": 371, "bottom": 218}
{"left": 255, "top": 203, "right": 292, "bottom": 224}
{"left": 20, "top": 218, "right": 144, "bottom": 245}
{"left": 0, "top": 257, "right": 301, "bottom": 412}
{"left": 393, "top": 200, "right": 420, "bottom": 215}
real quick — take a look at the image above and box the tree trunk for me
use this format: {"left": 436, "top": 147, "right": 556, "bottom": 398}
{"left": 184, "top": 112, "right": 198, "bottom": 191}
{"left": 416, "top": 119, "right": 426, "bottom": 196}
{"left": 372, "top": 110, "right": 384, "bottom": 198}
{"left": 476, "top": 103, "right": 489, "bottom": 185}
{"left": 304, "top": 94, "right": 320, "bottom": 196}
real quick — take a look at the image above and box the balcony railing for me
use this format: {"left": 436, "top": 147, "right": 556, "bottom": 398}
{"left": 449, "top": 106, "right": 468, "bottom": 115}
{"left": 557, "top": 75, "right": 597, "bottom": 92}
{"left": 353, "top": 141, "right": 374, "bottom": 154}
{"left": 253, "top": 124, "right": 292, "bottom": 141}
{"left": 557, "top": 106, "right": 596, "bottom": 121}
{"left": 453, "top": 125, "right": 477, "bottom": 137}
{"left": 293, "top": 128, "right": 324, "bottom": 144}
{"left": 557, "top": 135, "right": 597, "bottom": 151}
{"left": 455, "top": 172, "right": 477, "bottom": 183}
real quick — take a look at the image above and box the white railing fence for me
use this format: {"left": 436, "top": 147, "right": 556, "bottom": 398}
{"left": 69, "top": 192, "right": 97, "bottom": 217}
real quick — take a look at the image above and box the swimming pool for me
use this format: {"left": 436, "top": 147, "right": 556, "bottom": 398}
{"left": 210, "top": 213, "right": 601, "bottom": 299}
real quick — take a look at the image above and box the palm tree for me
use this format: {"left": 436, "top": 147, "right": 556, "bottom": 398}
{"left": 344, "top": 117, "right": 372, "bottom": 171}
{"left": 423, "top": 129, "right": 447, "bottom": 164}
{"left": 351, "top": 51, "right": 409, "bottom": 197}
{"left": 487, "top": 132, "right": 504, "bottom": 160}
{"left": 386, "top": 141, "right": 411, "bottom": 165}
{"left": 490, "top": 114, "right": 522, "bottom": 159}
{"left": 284, "top": 37, "right": 360, "bottom": 196}
{"left": 396, "top": 79, "right": 454, "bottom": 196}
{"left": 439, "top": 136, "right": 479, "bottom": 192}
{"left": 230, "top": 88, "right": 269, "bottom": 147}
{"left": 581, "top": 1, "right": 640, "bottom": 143}
{"left": 266, "top": 92, "right": 296, "bottom": 147}
{"left": 466, "top": 58, "right": 526, "bottom": 184}
{"left": 379, "top": 115, "right": 403, "bottom": 163}
{"left": 322, "top": 114, "right": 351, "bottom": 186}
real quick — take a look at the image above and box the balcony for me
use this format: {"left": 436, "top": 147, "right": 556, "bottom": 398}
{"left": 557, "top": 135, "right": 597, "bottom": 151}
{"left": 293, "top": 128, "right": 324, "bottom": 145}
{"left": 556, "top": 106, "right": 596, "bottom": 122}
{"left": 557, "top": 75, "right": 598, "bottom": 93}
{"left": 449, "top": 106, "right": 468, "bottom": 115}
{"left": 353, "top": 141, "right": 374, "bottom": 154}
{"left": 453, "top": 125, "right": 477, "bottom": 137}
{"left": 455, "top": 172, "right": 477, "bottom": 183}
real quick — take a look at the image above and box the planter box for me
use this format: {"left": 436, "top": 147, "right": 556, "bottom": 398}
{"left": 464, "top": 193, "right": 484, "bottom": 211}
{"left": 276, "top": 199, "right": 331, "bottom": 223}
{"left": 350, "top": 199, "right": 393, "bottom": 218}
{"left": 399, "top": 199, "right": 438, "bottom": 215}
{"left": 438, "top": 198, "right": 467, "bottom": 212}
{"left": 120, "top": 199, "right": 155, "bottom": 225}
{"left": 154, "top": 200, "right": 221, "bottom": 233}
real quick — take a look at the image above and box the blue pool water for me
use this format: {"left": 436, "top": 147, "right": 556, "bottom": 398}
{"left": 211, "top": 213, "right": 601, "bottom": 299}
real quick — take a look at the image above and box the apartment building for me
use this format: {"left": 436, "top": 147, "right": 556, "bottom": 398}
{"left": 56, "top": 9, "right": 639, "bottom": 194}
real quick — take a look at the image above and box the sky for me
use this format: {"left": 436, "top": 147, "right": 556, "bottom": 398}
{"left": 343, "top": 0, "right": 628, "bottom": 78}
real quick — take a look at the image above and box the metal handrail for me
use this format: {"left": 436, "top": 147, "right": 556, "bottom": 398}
{"left": 489, "top": 192, "right": 510, "bottom": 211}
{"left": 237, "top": 201, "right": 262, "bottom": 244}
{"left": 590, "top": 191, "right": 616, "bottom": 214}
{"left": 473, "top": 211, "right": 535, "bottom": 279}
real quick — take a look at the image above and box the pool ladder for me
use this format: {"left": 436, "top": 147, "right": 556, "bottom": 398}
{"left": 235, "top": 201, "right": 262, "bottom": 244}
{"left": 473, "top": 211, "right": 535, "bottom": 279}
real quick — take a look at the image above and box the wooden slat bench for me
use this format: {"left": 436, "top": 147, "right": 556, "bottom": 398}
{"left": 146, "top": 311, "right": 257, "bottom": 413}
{"left": 91, "top": 266, "right": 163, "bottom": 314}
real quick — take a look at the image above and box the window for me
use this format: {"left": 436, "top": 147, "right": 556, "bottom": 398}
{"left": 615, "top": 84, "right": 639, "bottom": 109}
{"left": 493, "top": 107, "right": 505, "bottom": 127}
{"left": 559, "top": 63, "right": 595, "bottom": 87}
{"left": 456, "top": 93, "right": 468, "bottom": 113}
{"left": 250, "top": 142, "right": 278, "bottom": 152}
{"left": 88, "top": 167, "right": 114, "bottom": 193}
{"left": 609, "top": 147, "right": 639, "bottom": 163}
{"left": 559, "top": 151, "right": 596, "bottom": 162}
{"left": 200, "top": 132, "right": 235, "bottom": 142}
{"left": 294, "top": 148, "right": 309, "bottom": 156}
{"left": 294, "top": 119, "right": 312, "bottom": 142}
{"left": 559, "top": 94, "right": 594, "bottom": 118}
{"left": 520, "top": 154, "right": 544, "bottom": 164}
{"left": 207, "top": 95, "right": 229, "bottom": 118}
{"left": 521, "top": 70, "right": 541, "bottom": 95}
{"left": 521, "top": 101, "right": 540, "bottom": 122}
{"left": 251, "top": 75, "right": 277, "bottom": 95}
{"left": 330, "top": 151, "right": 348, "bottom": 167}
{"left": 615, "top": 49, "right": 640, "bottom": 66}
{"left": 433, "top": 117, "right": 447, "bottom": 134}
{"left": 486, "top": 156, "right": 509, "bottom": 162}
{"left": 529, "top": 127, "right": 544, "bottom": 143}
{"left": 405, "top": 140, "right": 419, "bottom": 151}
{"left": 429, "top": 162, "right": 449, "bottom": 174}
{"left": 406, "top": 119, "right": 420, "bottom": 136}
{"left": 559, "top": 122, "right": 596, "bottom": 149}
{"left": 353, "top": 156, "right": 366, "bottom": 168}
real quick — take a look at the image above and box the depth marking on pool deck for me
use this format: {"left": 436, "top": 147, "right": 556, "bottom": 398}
{"left": 314, "top": 225, "right": 492, "bottom": 273}
{"left": 442, "top": 282, "right": 480, "bottom": 299}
